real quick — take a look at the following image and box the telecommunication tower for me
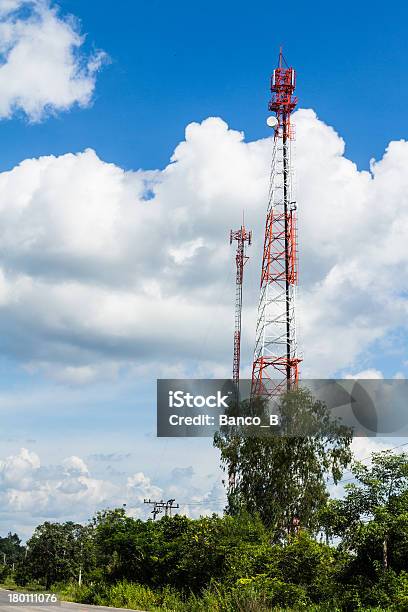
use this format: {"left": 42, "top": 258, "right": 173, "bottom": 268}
{"left": 251, "top": 49, "right": 301, "bottom": 398}
{"left": 230, "top": 225, "right": 251, "bottom": 390}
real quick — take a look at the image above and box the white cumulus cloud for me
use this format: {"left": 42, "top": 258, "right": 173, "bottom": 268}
{"left": 0, "top": 447, "right": 40, "bottom": 491}
{"left": 0, "top": 447, "right": 224, "bottom": 537}
{"left": 0, "top": 0, "right": 106, "bottom": 121}
{"left": 62, "top": 455, "right": 88, "bottom": 476}
{"left": 0, "top": 112, "right": 407, "bottom": 380}
{"left": 127, "top": 472, "right": 162, "bottom": 504}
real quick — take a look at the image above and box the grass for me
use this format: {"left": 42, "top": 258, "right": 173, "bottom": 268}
{"left": 57, "top": 580, "right": 392, "bottom": 611}
{"left": 60, "top": 581, "right": 298, "bottom": 611}
{"left": 0, "top": 579, "right": 46, "bottom": 592}
{"left": 1, "top": 579, "right": 399, "bottom": 611}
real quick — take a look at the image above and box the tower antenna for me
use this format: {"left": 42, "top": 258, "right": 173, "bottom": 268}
{"left": 230, "top": 223, "right": 251, "bottom": 391}
{"left": 252, "top": 49, "right": 301, "bottom": 399}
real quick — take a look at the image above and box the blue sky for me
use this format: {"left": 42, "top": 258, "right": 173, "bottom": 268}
{"left": 0, "top": 0, "right": 407, "bottom": 537}
{"left": 3, "top": 0, "right": 408, "bottom": 172}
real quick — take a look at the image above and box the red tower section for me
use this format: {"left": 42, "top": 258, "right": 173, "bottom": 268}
{"left": 269, "top": 50, "right": 297, "bottom": 138}
{"left": 252, "top": 49, "right": 301, "bottom": 399}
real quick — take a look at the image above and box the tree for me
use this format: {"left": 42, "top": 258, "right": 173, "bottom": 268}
{"left": 0, "top": 533, "right": 25, "bottom": 582}
{"left": 322, "top": 450, "right": 408, "bottom": 572}
{"left": 92, "top": 508, "right": 156, "bottom": 584}
{"left": 91, "top": 508, "right": 272, "bottom": 592}
{"left": 214, "top": 388, "right": 352, "bottom": 537}
{"left": 173, "top": 512, "right": 271, "bottom": 591}
{"left": 0, "top": 532, "right": 24, "bottom": 565}
{"left": 23, "top": 521, "right": 92, "bottom": 588}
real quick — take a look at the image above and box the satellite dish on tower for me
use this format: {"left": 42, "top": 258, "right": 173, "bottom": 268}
{"left": 266, "top": 116, "right": 278, "bottom": 128}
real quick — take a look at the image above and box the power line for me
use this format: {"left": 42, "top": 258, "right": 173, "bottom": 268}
{"left": 178, "top": 497, "right": 226, "bottom": 507}
{"left": 328, "top": 440, "right": 408, "bottom": 486}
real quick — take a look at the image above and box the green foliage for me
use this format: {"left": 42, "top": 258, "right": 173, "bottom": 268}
{"left": 0, "top": 563, "right": 9, "bottom": 582}
{"left": 214, "top": 388, "right": 352, "bottom": 536}
{"left": 60, "top": 578, "right": 317, "bottom": 611}
{"left": 7, "top": 449, "right": 408, "bottom": 611}
{"left": 0, "top": 532, "right": 25, "bottom": 583}
{"left": 236, "top": 575, "right": 310, "bottom": 609}
{"left": 92, "top": 509, "right": 271, "bottom": 591}
{"left": 270, "top": 532, "right": 338, "bottom": 602}
{"left": 323, "top": 450, "right": 408, "bottom": 579}
{"left": 0, "top": 532, "right": 24, "bottom": 565}
{"left": 22, "top": 521, "right": 93, "bottom": 588}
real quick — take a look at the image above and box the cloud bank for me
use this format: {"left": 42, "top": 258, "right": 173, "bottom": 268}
{"left": 0, "top": 448, "right": 225, "bottom": 538}
{"left": 0, "top": 110, "right": 407, "bottom": 381}
{"left": 0, "top": 0, "right": 105, "bottom": 121}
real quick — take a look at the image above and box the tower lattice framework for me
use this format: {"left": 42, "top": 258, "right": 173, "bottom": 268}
{"left": 252, "top": 50, "right": 301, "bottom": 398}
{"left": 230, "top": 225, "right": 251, "bottom": 390}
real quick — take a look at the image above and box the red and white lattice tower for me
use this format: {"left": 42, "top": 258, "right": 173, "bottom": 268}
{"left": 230, "top": 225, "right": 251, "bottom": 390}
{"left": 251, "top": 49, "right": 301, "bottom": 398}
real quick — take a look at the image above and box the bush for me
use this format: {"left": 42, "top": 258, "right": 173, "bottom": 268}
{"left": 0, "top": 564, "right": 9, "bottom": 582}
{"left": 9, "top": 510, "right": 408, "bottom": 611}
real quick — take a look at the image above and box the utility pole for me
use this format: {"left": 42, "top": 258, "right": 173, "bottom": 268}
{"left": 143, "top": 499, "right": 162, "bottom": 520}
{"left": 165, "top": 499, "right": 179, "bottom": 517}
{"left": 252, "top": 48, "right": 301, "bottom": 399}
{"left": 230, "top": 224, "right": 251, "bottom": 393}
{"left": 144, "top": 499, "right": 179, "bottom": 519}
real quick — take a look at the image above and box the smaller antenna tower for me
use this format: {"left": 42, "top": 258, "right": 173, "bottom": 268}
{"left": 230, "top": 224, "right": 252, "bottom": 390}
